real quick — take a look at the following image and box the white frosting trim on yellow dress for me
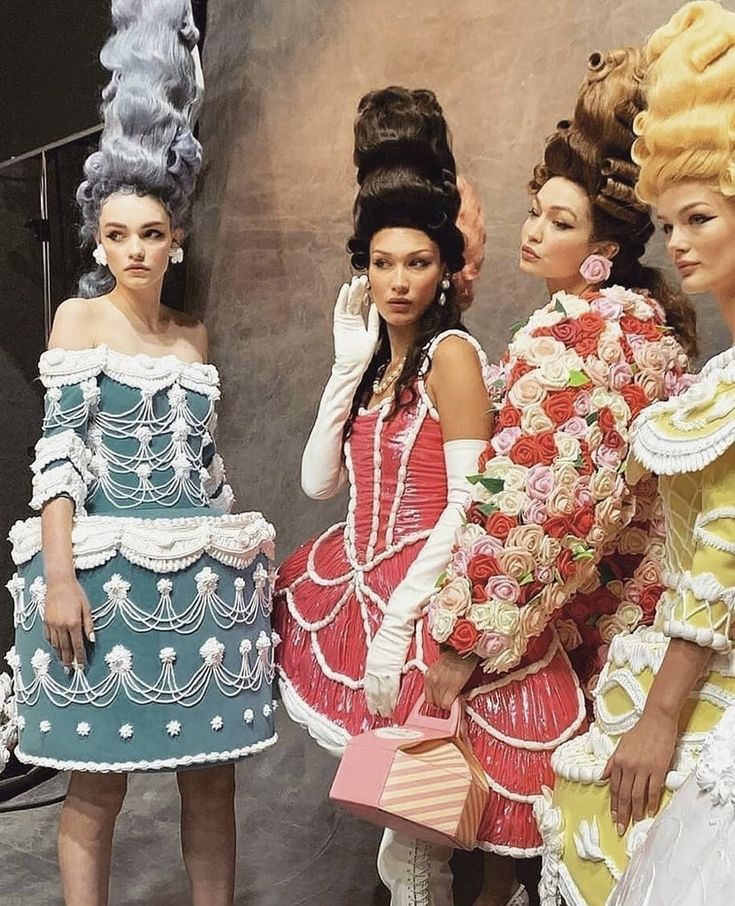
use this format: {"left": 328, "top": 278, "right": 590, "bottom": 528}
{"left": 631, "top": 346, "right": 735, "bottom": 475}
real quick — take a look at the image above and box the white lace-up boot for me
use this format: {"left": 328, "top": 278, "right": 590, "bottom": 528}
{"left": 377, "top": 829, "right": 454, "bottom": 906}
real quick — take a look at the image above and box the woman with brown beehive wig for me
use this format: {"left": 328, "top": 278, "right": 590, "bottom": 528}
{"left": 272, "top": 86, "right": 494, "bottom": 905}
{"left": 423, "top": 46, "right": 695, "bottom": 906}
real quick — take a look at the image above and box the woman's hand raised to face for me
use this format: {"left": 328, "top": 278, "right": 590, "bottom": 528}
{"left": 332, "top": 276, "right": 380, "bottom": 377}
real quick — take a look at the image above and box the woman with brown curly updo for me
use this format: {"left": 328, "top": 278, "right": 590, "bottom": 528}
{"left": 422, "top": 47, "right": 695, "bottom": 906}
{"left": 273, "top": 87, "right": 493, "bottom": 906}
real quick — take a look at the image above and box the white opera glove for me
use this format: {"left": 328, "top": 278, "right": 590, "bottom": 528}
{"left": 301, "top": 276, "right": 380, "bottom": 500}
{"left": 364, "top": 438, "right": 487, "bottom": 717}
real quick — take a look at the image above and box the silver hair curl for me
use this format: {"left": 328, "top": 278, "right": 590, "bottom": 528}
{"left": 77, "top": 0, "right": 203, "bottom": 298}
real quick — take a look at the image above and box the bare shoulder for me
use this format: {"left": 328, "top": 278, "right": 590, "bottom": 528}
{"left": 430, "top": 334, "right": 482, "bottom": 375}
{"left": 48, "top": 297, "right": 99, "bottom": 350}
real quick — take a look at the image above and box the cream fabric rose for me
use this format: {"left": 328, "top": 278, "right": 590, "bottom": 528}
{"left": 499, "top": 546, "right": 536, "bottom": 579}
{"left": 521, "top": 404, "right": 555, "bottom": 434}
{"left": 617, "top": 602, "right": 644, "bottom": 628}
{"left": 472, "top": 600, "right": 521, "bottom": 635}
{"left": 538, "top": 358, "right": 571, "bottom": 390}
{"left": 584, "top": 356, "right": 610, "bottom": 387}
{"left": 634, "top": 341, "right": 667, "bottom": 373}
{"left": 500, "top": 464, "right": 529, "bottom": 492}
{"left": 495, "top": 489, "right": 526, "bottom": 516}
{"left": 548, "top": 486, "right": 575, "bottom": 516}
{"left": 590, "top": 468, "right": 618, "bottom": 500}
{"left": 634, "top": 557, "right": 664, "bottom": 586}
{"left": 525, "top": 336, "right": 566, "bottom": 366}
{"left": 508, "top": 373, "right": 546, "bottom": 407}
{"left": 481, "top": 455, "right": 514, "bottom": 481}
{"left": 555, "top": 434, "right": 582, "bottom": 463}
{"left": 554, "top": 293, "right": 589, "bottom": 317}
{"left": 429, "top": 606, "right": 458, "bottom": 643}
{"left": 597, "top": 613, "right": 629, "bottom": 643}
{"left": 507, "top": 524, "right": 544, "bottom": 556}
{"left": 538, "top": 535, "right": 562, "bottom": 566}
{"left": 456, "top": 523, "right": 487, "bottom": 548}
{"left": 435, "top": 576, "right": 472, "bottom": 616}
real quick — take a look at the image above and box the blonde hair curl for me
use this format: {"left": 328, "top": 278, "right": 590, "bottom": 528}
{"left": 634, "top": 0, "right": 735, "bottom": 203}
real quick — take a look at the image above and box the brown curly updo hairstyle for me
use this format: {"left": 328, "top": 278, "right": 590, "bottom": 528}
{"left": 530, "top": 48, "right": 698, "bottom": 357}
{"left": 345, "top": 87, "right": 476, "bottom": 427}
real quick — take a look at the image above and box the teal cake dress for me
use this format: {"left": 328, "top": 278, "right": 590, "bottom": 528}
{"left": 5, "top": 345, "right": 277, "bottom": 772}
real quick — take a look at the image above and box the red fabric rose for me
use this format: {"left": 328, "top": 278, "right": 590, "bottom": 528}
{"left": 598, "top": 407, "right": 616, "bottom": 434}
{"left": 568, "top": 598, "right": 593, "bottom": 624}
{"left": 577, "top": 440, "right": 594, "bottom": 475}
{"left": 621, "top": 381, "right": 651, "bottom": 416}
{"left": 621, "top": 315, "right": 659, "bottom": 341}
{"left": 571, "top": 506, "right": 595, "bottom": 538}
{"left": 550, "top": 319, "right": 582, "bottom": 346}
{"left": 485, "top": 512, "right": 518, "bottom": 541}
{"left": 640, "top": 584, "right": 665, "bottom": 611}
{"left": 467, "top": 504, "right": 487, "bottom": 526}
{"left": 477, "top": 443, "right": 494, "bottom": 472}
{"left": 509, "top": 360, "right": 534, "bottom": 384}
{"left": 579, "top": 312, "right": 605, "bottom": 337}
{"left": 472, "top": 583, "right": 488, "bottom": 603}
{"left": 574, "top": 335, "right": 599, "bottom": 357}
{"left": 557, "top": 548, "right": 577, "bottom": 581}
{"left": 449, "top": 618, "right": 481, "bottom": 656}
{"left": 545, "top": 515, "right": 571, "bottom": 538}
{"left": 467, "top": 554, "right": 501, "bottom": 584}
{"left": 543, "top": 389, "right": 576, "bottom": 426}
{"left": 604, "top": 430, "right": 625, "bottom": 450}
{"left": 537, "top": 431, "right": 558, "bottom": 464}
{"left": 498, "top": 405, "right": 522, "bottom": 429}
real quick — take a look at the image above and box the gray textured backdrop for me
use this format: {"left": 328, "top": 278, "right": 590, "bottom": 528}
{"left": 187, "top": 0, "right": 723, "bottom": 563}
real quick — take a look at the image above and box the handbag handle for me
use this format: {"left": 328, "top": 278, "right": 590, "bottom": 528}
{"left": 404, "top": 694, "right": 462, "bottom": 737}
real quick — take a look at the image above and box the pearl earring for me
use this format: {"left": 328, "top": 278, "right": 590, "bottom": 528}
{"left": 92, "top": 244, "right": 108, "bottom": 267}
{"left": 169, "top": 247, "right": 184, "bottom": 264}
{"left": 438, "top": 277, "right": 451, "bottom": 307}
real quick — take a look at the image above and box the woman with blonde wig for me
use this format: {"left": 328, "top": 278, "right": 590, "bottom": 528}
{"left": 537, "top": 3, "right": 735, "bottom": 904}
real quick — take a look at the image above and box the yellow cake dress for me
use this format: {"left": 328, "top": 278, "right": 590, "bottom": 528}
{"left": 535, "top": 345, "right": 735, "bottom": 905}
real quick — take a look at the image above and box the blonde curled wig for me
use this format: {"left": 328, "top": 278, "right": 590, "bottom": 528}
{"left": 634, "top": 0, "right": 735, "bottom": 203}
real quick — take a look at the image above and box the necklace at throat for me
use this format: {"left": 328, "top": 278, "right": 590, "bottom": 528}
{"left": 372, "top": 357, "right": 406, "bottom": 398}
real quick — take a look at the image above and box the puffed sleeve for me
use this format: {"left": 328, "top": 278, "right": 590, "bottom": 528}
{"left": 30, "top": 371, "right": 97, "bottom": 516}
{"left": 428, "top": 287, "right": 690, "bottom": 674}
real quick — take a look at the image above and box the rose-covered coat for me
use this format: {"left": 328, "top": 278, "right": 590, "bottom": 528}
{"left": 428, "top": 285, "right": 690, "bottom": 851}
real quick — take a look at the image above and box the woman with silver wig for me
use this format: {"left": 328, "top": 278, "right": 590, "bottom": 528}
{"left": 4, "top": 2, "right": 277, "bottom": 903}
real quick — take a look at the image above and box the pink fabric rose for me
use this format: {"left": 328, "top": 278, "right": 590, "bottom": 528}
{"left": 560, "top": 415, "right": 589, "bottom": 438}
{"left": 526, "top": 464, "right": 555, "bottom": 500}
{"left": 573, "top": 390, "right": 592, "bottom": 417}
{"left": 591, "top": 295, "right": 623, "bottom": 320}
{"left": 492, "top": 426, "right": 523, "bottom": 457}
{"left": 469, "top": 536, "right": 504, "bottom": 558}
{"left": 524, "top": 499, "right": 548, "bottom": 525}
{"left": 485, "top": 575, "right": 521, "bottom": 604}
{"left": 476, "top": 631, "right": 511, "bottom": 659}
{"left": 609, "top": 362, "right": 633, "bottom": 390}
{"left": 579, "top": 254, "right": 613, "bottom": 284}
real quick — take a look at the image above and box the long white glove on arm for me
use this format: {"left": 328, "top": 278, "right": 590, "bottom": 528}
{"left": 301, "top": 275, "right": 380, "bottom": 500}
{"left": 364, "top": 438, "right": 487, "bottom": 717}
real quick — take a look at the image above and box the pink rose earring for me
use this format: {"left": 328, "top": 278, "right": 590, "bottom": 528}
{"left": 579, "top": 254, "right": 612, "bottom": 284}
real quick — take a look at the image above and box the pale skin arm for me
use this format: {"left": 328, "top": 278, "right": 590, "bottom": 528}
{"left": 423, "top": 336, "right": 490, "bottom": 709}
{"left": 602, "top": 638, "right": 712, "bottom": 834}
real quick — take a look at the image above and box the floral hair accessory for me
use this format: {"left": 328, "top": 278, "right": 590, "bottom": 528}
{"left": 579, "top": 254, "right": 612, "bottom": 284}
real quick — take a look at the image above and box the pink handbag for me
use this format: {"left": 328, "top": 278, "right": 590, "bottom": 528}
{"left": 329, "top": 696, "right": 489, "bottom": 850}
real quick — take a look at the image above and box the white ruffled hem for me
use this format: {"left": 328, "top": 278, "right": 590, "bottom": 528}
{"left": 9, "top": 511, "right": 275, "bottom": 572}
{"left": 15, "top": 733, "right": 277, "bottom": 773}
{"left": 30, "top": 463, "right": 88, "bottom": 516}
